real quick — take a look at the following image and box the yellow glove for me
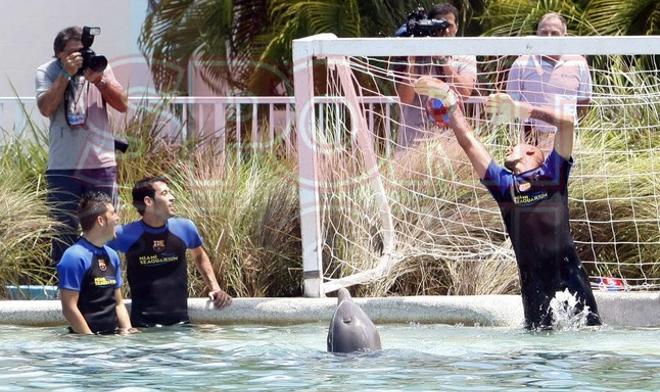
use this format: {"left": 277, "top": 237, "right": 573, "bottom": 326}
{"left": 485, "top": 93, "right": 531, "bottom": 125}
{"left": 413, "top": 76, "right": 457, "bottom": 109}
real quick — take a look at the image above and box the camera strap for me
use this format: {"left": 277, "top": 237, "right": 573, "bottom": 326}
{"left": 64, "top": 77, "right": 89, "bottom": 127}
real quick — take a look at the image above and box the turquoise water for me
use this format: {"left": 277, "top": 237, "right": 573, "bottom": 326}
{"left": 0, "top": 323, "right": 658, "bottom": 390}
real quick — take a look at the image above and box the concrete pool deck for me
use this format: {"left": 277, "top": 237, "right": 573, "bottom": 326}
{"left": 1, "top": 292, "right": 658, "bottom": 327}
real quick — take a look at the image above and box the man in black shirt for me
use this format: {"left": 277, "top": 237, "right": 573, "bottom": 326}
{"left": 415, "top": 77, "right": 601, "bottom": 329}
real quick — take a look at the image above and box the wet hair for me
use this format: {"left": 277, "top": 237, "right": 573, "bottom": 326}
{"left": 428, "top": 3, "right": 459, "bottom": 22}
{"left": 132, "top": 176, "right": 168, "bottom": 216}
{"left": 53, "top": 26, "right": 82, "bottom": 56}
{"left": 537, "top": 12, "right": 567, "bottom": 34}
{"left": 78, "top": 191, "right": 112, "bottom": 232}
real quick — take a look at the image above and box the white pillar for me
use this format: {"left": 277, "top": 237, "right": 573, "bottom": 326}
{"left": 293, "top": 39, "right": 324, "bottom": 297}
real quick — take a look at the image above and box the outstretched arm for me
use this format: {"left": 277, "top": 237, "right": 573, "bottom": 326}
{"left": 414, "top": 77, "right": 492, "bottom": 179}
{"left": 487, "top": 93, "right": 575, "bottom": 159}
{"left": 448, "top": 108, "right": 493, "bottom": 179}
{"left": 533, "top": 104, "right": 574, "bottom": 159}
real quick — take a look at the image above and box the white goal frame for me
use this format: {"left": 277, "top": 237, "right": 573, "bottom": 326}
{"left": 293, "top": 34, "right": 660, "bottom": 298}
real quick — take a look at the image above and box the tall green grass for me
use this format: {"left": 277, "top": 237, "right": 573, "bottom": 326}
{"left": 0, "top": 125, "right": 59, "bottom": 296}
{"left": 2, "top": 59, "right": 660, "bottom": 297}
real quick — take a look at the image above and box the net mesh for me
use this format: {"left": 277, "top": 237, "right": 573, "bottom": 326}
{"left": 309, "top": 48, "right": 660, "bottom": 294}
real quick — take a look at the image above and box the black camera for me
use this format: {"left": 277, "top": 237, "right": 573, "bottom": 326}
{"left": 78, "top": 26, "right": 108, "bottom": 75}
{"left": 114, "top": 137, "right": 129, "bottom": 153}
{"left": 395, "top": 7, "right": 450, "bottom": 37}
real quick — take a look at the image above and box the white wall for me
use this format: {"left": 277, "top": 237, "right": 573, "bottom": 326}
{"left": 0, "top": 0, "right": 151, "bottom": 97}
{"left": 0, "top": 0, "right": 153, "bottom": 134}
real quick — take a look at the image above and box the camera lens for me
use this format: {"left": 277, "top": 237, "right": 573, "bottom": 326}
{"left": 89, "top": 55, "right": 108, "bottom": 73}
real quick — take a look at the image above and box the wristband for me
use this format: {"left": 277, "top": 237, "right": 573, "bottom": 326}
{"left": 61, "top": 69, "right": 72, "bottom": 80}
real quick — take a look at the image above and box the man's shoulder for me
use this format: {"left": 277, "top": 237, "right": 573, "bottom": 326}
{"left": 59, "top": 242, "right": 91, "bottom": 266}
{"left": 561, "top": 55, "right": 590, "bottom": 68}
{"left": 512, "top": 55, "right": 533, "bottom": 66}
{"left": 110, "top": 220, "right": 146, "bottom": 251}
{"left": 168, "top": 217, "right": 198, "bottom": 232}
{"left": 116, "top": 220, "right": 144, "bottom": 234}
{"left": 102, "top": 245, "right": 121, "bottom": 259}
{"left": 36, "top": 59, "right": 60, "bottom": 75}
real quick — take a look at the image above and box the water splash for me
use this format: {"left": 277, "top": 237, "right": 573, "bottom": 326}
{"left": 549, "top": 289, "right": 592, "bottom": 330}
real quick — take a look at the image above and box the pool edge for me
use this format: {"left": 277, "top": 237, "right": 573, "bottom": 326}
{"left": 0, "top": 292, "right": 658, "bottom": 327}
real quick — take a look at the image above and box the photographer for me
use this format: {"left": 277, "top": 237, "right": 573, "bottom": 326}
{"left": 36, "top": 26, "right": 128, "bottom": 265}
{"left": 395, "top": 4, "right": 476, "bottom": 149}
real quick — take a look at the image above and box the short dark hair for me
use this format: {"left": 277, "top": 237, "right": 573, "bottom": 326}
{"left": 132, "top": 176, "right": 168, "bottom": 216}
{"left": 78, "top": 192, "right": 112, "bottom": 232}
{"left": 428, "top": 3, "right": 459, "bottom": 22}
{"left": 53, "top": 26, "right": 82, "bottom": 56}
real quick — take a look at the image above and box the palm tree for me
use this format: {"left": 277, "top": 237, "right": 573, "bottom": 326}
{"left": 481, "top": 0, "right": 660, "bottom": 36}
{"left": 139, "top": 0, "right": 270, "bottom": 95}
{"left": 480, "top": 0, "right": 588, "bottom": 36}
{"left": 582, "top": 0, "right": 660, "bottom": 35}
{"left": 140, "top": 0, "right": 452, "bottom": 96}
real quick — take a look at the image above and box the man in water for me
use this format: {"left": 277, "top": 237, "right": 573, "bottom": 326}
{"left": 108, "top": 176, "right": 231, "bottom": 327}
{"left": 415, "top": 77, "right": 601, "bottom": 329}
{"left": 57, "top": 192, "right": 134, "bottom": 334}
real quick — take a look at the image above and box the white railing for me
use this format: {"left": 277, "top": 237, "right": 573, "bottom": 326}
{"left": 1, "top": 95, "right": 422, "bottom": 159}
{"left": 1, "top": 95, "right": 485, "bottom": 162}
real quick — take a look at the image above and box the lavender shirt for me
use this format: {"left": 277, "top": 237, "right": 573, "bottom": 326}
{"left": 506, "top": 55, "right": 592, "bottom": 132}
{"left": 35, "top": 59, "right": 121, "bottom": 170}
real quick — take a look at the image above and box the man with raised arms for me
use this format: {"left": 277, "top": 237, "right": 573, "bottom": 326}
{"left": 415, "top": 77, "right": 601, "bottom": 329}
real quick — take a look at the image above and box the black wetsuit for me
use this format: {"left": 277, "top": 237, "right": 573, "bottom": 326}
{"left": 481, "top": 149, "right": 601, "bottom": 329}
{"left": 108, "top": 218, "right": 203, "bottom": 327}
{"left": 56, "top": 238, "right": 122, "bottom": 334}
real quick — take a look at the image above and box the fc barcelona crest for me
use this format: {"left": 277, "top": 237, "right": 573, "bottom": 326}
{"left": 518, "top": 182, "right": 531, "bottom": 192}
{"left": 98, "top": 258, "right": 108, "bottom": 272}
{"left": 153, "top": 240, "right": 166, "bottom": 253}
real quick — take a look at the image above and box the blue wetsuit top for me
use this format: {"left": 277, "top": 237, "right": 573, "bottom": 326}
{"left": 57, "top": 238, "right": 122, "bottom": 334}
{"left": 108, "top": 218, "right": 202, "bottom": 327}
{"left": 481, "top": 149, "right": 600, "bottom": 329}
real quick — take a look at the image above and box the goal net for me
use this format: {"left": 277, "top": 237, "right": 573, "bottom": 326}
{"left": 293, "top": 34, "right": 660, "bottom": 297}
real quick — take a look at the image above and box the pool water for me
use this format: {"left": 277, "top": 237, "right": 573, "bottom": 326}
{"left": 0, "top": 323, "right": 658, "bottom": 390}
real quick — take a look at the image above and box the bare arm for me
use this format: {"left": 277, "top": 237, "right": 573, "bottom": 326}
{"left": 85, "top": 68, "right": 128, "bottom": 113}
{"left": 397, "top": 57, "right": 475, "bottom": 104}
{"left": 448, "top": 108, "right": 493, "bottom": 179}
{"left": 37, "top": 74, "right": 70, "bottom": 117}
{"left": 37, "top": 52, "right": 82, "bottom": 117}
{"left": 439, "top": 62, "right": 475, "bottom": 98}
{"left": 517, "top": 101, "right": 575, "bottom": 159}
{"left": 413, "top": 76, "right": 492, "bottom": 178}
{"left": 190, "top": 247, "right": 232, "bottom": 308}
{"left": 487, "top": 93, "right": 575, "bottom": 160}
{"left": 113, "top": 289, "right": 133, "bottom": 331}
{"left": 60, "top": 289, "right": 93, "bottom": 334}
{"left": 395, "top": 58, "right": 418, "bottom": 105}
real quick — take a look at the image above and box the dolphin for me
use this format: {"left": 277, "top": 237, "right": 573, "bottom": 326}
{"left": 327, "top": 288, "right": 382, "bottom": 353}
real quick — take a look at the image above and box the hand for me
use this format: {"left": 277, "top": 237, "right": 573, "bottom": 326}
{"left": 414, "top": 76, "right": 457, "bottom": 107}
{"left": 63, "top": 52, "right": 82, "bottom": 76}
{"left": 84, "top": 68, "right": 104, "bottom": 84}
{"left": 208, "top": 289, "right": 232, "bottom": 309}
{"left": 485, "top": 93, "right": 531, "bottom": 125}
{"left": 118, "top": 327, "right": 140, "bottom": 335}
{"left": 433, "top": 55, "right": 449, "bottom": 65}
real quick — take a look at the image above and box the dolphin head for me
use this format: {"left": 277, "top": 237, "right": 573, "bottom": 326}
{"left": 327, "top": 288, "right": 382, "bottom": 353}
